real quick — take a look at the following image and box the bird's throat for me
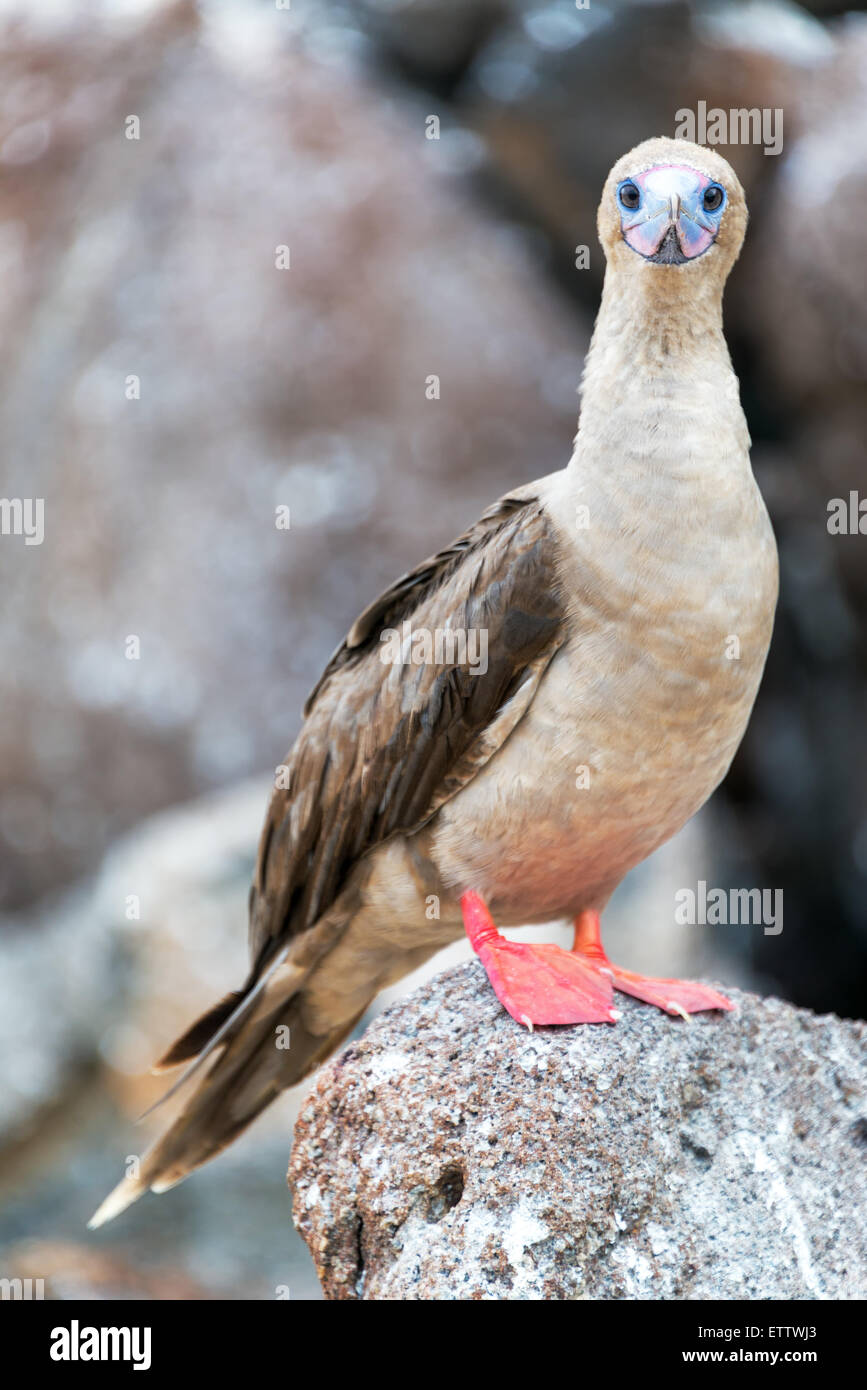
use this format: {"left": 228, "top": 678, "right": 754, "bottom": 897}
{"left": 572, "top": 268, "right": 748, "bottom": 487}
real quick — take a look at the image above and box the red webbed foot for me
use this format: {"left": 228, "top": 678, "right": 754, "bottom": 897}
{"left": 572, "top": 910, "right": 734, "bottom": 1019}
{"left": 461, "top": 891, "right": 618, "bottom": 1027}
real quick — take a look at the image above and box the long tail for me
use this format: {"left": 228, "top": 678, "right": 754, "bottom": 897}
{"left": 87, "top": 964, "right": 363, "bottom": 1228}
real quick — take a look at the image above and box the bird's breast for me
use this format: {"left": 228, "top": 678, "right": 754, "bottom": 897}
{"left": 428, "top": 457, "right": 778, "bottom": 922}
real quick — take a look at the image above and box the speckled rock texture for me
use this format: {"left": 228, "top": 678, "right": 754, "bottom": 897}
{"left": 291, "top": 963, "right": 867, "bottom": 1300}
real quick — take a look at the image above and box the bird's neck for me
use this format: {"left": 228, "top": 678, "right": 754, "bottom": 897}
{"left": 571, "top": 267, "right": 749, "bottom": 485}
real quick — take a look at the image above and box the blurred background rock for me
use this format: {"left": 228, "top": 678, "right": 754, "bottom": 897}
{"left": 0, "top": 0, "right": 864, "bottom": 1299}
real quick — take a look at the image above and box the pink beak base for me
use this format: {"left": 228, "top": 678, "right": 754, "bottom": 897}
{"left": 622, "top": 164, "right": 719, "bottom": 261}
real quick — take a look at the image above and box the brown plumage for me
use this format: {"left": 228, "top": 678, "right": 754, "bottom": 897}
{"left": 89, "top": 136, "right": 777, "bottom": 1226}
{"left": 91, "top": 497, "right": 568, "bottom": 1220}
{"left": 247, "top": 495, "right": 564, "bottom": 977}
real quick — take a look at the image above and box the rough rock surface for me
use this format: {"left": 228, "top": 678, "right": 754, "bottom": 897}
{"left": 291, "top": 963, "right": 867, "bottom": 1300}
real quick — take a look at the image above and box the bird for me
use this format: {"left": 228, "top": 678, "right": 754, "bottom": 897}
{"left": 89, "top": 136, "right": 778, "bottom": 1227}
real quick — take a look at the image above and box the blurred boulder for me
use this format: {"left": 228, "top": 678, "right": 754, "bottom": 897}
{"left": 725, "top": 18, "right": 867, "bottom": 1017}
{"left": 1, "top": 1239, "right": 215, "bottom": 1300}
{"left": 0, "top": 772, "right": 322, "bottom": 1302}
{"left": 0, "top": 776, "right": 264, "bottom": 1149}
{"left": 742, "top": 19, "right": 867, "bottom": 488}
{"left": 354, "top": 0, "right": 506, "bottom": 84}
{"left": 454, "top": 0, "right": 832, "bottom": 296}
{"left": 0, "top": 0, "right": 585, "bottom": 911}
{"left": 292, "top": 962, "right": 867, "bottom": 1300}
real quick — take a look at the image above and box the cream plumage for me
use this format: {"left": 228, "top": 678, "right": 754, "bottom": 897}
{"left": 90, "top": 136, "right": 777, "bottom": 1228}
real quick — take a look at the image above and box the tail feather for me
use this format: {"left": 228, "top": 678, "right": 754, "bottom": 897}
{"left": 88, "top": 1174, "right": 148, "bottom": 1229}
{"left": 152, "top": 990, "right": 243, "bottom": 1072}
{"left": 136, "top": 940, "right": 296, "bottom": 1121}
{"left": 88, "top": 972, "right": 366, "bottom": 1228}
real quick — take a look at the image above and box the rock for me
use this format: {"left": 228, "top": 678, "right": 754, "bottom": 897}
{"left": 1, "top": 1239, "right": 216, "bottom": 1301}
{"left": 291, "top": 962, "right": 867, "bottom": 1300}
{"left": 738, "top": 21, "right": 867, "bottom": 432}
{"left": 354, "top": 0, "right": 505, "bottom": 79}
{"left": 0, "top": 777, "right": 264, "bottom": 1146}
{"left": 459, "top": 0, "right": 826, "bottom": 297}
{"left": 0, "top": 0, "right": 584, "bottom": 912}
{"left": 0, "top": 778, "right": 730, "bottom": 1304}
{"left": 0, "top": 776, "right": 323, "bottom": 1301}
{"left": 726, "top": 19, "right": 867, "bottom": 1021}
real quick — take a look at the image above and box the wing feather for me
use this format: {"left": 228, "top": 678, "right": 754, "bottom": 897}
{"left": 247, "top": 492, "right": 564, "bottom": 973}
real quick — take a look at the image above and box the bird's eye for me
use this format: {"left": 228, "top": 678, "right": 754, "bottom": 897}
{"left": 619, "top": 182, "right": 640, "bottom": 210}
{"left": 703, "top": 185, "right": 724, "bottom": 212}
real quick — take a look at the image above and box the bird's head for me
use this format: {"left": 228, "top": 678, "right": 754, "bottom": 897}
{"left": 598, "top": 137, "right": 747, "bottom": 291}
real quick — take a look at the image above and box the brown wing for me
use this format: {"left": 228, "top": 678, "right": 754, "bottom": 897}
{"left": 247, "top": 492, "right": 565, "bottom": 974}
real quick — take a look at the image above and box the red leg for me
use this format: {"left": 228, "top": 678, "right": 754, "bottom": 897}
{"left": 572, "top": 909, "right": 734, "bottom": 1018}
{"left": 461, "top": 891, "right": 618, "bottom": 1028}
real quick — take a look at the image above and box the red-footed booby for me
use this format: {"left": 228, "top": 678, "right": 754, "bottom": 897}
{"left": 90, "top": 137, "right": 778, "bottom": 1227}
